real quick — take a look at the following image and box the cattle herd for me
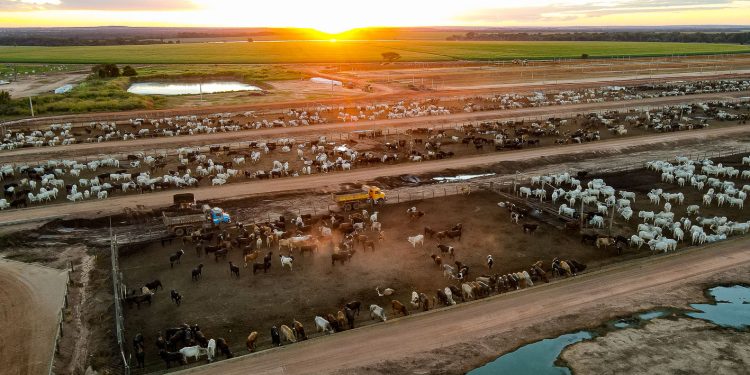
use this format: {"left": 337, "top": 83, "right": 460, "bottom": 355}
{"left": 124, "top": 200, "right": 595, "bottom": 370}
{"left": 511, "top": 153, "right": 750, "bottom": 256}
{"left": 1, "top": 79, "right": 748, "bottom": 152}
{"left": 1, "top": 93, "right": 747, "bottom": 212}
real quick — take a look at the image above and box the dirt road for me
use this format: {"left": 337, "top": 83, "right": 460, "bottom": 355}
{"left": 169, "top": 236, "right": 750, "bottom": 375}
{"left": 2, "top": 90, "right": 748, "bottom": 162}
{"left": 0, "top": 259, "right": 69, "bottom": 375}
{"left": 1, "top": 124, "right": 749, "bottom": 226}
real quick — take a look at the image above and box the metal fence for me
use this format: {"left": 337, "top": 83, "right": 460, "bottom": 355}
{"left": 111, "top": 232, "right": 130, "bottom": 375}
{"left": 45, "top": 262, "right": 72, "bottom": 375}
{"left": 235, "top": 183, "right": 472, "bottom": 224}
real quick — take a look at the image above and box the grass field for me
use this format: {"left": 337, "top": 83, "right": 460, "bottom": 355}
{"left": 0, "top": 41, "right": 748, "bottom": 64}
{"left": 133, "top": 64, "right": 302, "bottom": 87}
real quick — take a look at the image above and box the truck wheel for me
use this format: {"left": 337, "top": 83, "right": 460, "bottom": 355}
{"left": 376, "top": 199, "right": 385, "bottom": 205}
{"left": 343, "top": 203, "right": 351, "bottom": 212}
{"left": 174, "top": 228, "right": 185, "bottom": 236}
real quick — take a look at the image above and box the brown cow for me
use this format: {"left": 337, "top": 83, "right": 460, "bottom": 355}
{"left": 336, "top": 311, "right": 347, "bottom": 331}
{"left": 391, "top": 300, "right": 409, "bottom": 316}
{"left": 293, "top": 320, "right": 307, "bottom": 340}
{"left": 244, "top": 250, "right": 260, "bottom": 268}
{"left": 246, "top": 331, "right": 258, "bottom": 352}
{"left": 280, "top": 325, "right": 296, "bottom": 343}
{"left": 326, "top": 313, "right": 341, "bottom": 332}
{"left": 430, "top": 254, "right": 442, "bottom": 267}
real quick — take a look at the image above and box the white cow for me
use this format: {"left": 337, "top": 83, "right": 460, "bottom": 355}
{"left": 315, "top": 316, "right": 335, "bottom": 334}
{"left": 408, "top": 234, "right": 425, "bottom": 247}
{"left": 280, "top": 255, "right": 294, "bottom": 270}
{"left": 369, "top": 305, "right": 387, "bottom": 322}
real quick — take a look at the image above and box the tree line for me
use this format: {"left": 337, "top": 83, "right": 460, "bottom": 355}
{"left": 0, "top": 37, "right": 180, "bottom": 47}
{"left": 447, "top": 32, "right": 750, "bottom": 44}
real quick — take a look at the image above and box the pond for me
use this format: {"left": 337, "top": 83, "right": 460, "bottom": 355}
{"left": 127, "top": 81, "right": 262, "bottom": 95}
{"left": 310, "top": 77, "right": 342, "bottom": 86}
{"left": 468, "top": 331, "right": 594, "bottom": 375}
{"left": 469, "top": 285, "right": 750, "bottom": 374}
{"left": 687, "top": 285, "right": 750, "bottom": 329}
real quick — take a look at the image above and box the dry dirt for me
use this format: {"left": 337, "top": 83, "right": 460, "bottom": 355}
{"left": 120, "top": 190, "right": 620, "bottom": 373}
{"left": 561, "top": 318, "right": 750, "bottom": 375}
{"left": 339, "top": 55, "right": 750, "bottom": 91}
{"left": 0, "top": 259, "right": 69, "bottom": 375}
{"left": 2, "top": 71, "right": 88, "bottom": 97}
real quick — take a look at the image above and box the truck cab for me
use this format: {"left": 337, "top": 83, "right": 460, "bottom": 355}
{"left": 367, "top": 186, "right": 386, "bottom": 204}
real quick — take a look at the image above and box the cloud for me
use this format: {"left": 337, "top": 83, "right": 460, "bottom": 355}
{"left": 0, "top": 0, "right": 198, "bottom": 11}
{"left": 456, "top": 0, "right": 737, "bottom": 23}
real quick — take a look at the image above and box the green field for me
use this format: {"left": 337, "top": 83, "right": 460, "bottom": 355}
{"left": 0, "top": 41, "right": 748, "bottom": 64}
{"left": 132, "top": 64, "right": 302, "bottom": 88}
{"left": 0, "top": 65, "right": 305, "bottom": 118}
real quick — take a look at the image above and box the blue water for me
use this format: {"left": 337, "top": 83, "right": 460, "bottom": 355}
{"left": 127, "top": 81, "right": 261, "bottom": 95}
{"left": 687, "top": 285, "right": 750, "bottom": 329}
{"left": 639, "top": 311, "right": 667, "bottom": 320}
{"left": 468, "top": 331, "right": 594, "bottom": 375}
{"left": 469, "top": 286, "right": 750, "bottom": 374}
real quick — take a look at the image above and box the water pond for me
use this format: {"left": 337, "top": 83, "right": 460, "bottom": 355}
{"left": 469, "top": 285, "right": 750, "bottom": 374}
{"left": 127, "top": 81, "right": 262, "bottom": 95}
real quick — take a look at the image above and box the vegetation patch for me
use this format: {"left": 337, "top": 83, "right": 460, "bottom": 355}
{"left": 0, "top": 41, "right": 747, "bottom": 64}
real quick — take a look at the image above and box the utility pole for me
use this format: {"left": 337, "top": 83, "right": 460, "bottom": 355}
{"left": 29, "top": 97, "right": 34, "bottom": 117}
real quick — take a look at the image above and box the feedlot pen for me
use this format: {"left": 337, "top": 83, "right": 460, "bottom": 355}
{"left": 115, "top": 179, "right": 694, "bottom": 373}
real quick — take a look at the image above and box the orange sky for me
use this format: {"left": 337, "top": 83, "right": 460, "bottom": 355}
{"left": 0, "top": 0, "right": 748, "bottom": 31}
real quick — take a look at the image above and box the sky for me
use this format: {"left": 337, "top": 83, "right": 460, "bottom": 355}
{"left": 0, "top": 0, "right": 748, "bottom": 32}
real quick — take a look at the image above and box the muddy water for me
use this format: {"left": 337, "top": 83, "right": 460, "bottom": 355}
{"left": 470, "top": 285, "right": 750, "bottom": 374}
{"left": 468, "top": 331, "right": 594, "bottom": 375}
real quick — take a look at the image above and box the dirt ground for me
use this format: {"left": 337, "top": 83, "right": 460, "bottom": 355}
{"left": 0, "top": 259, "right": 69, "bottom": 375}
{"left": 2, "top": 71, "right": 89, "bottom": 97}
{"left": 561, "top": 317, "right": 750, "bottom": 374}
{"left": 119, "top": 190, "right": 635, "bottom": 373}
{"left": 339, "top": 55, "right": 750, "bottom": 91}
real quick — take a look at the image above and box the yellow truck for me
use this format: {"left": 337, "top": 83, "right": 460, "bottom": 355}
{"left": 333, "top": 185, "right": 386, "bottom": 211}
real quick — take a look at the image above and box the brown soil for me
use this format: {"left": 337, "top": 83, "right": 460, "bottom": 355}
{"left": 561, "top": 318, "right": 750, "bottom": 374}
{"left": 119, "top": 189, "right": 632, "bottom": 373}
{"left": 0, "top": 259, "right": 69, "bottom": 375}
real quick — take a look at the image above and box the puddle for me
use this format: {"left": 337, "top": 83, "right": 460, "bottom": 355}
{"left": 469, "top": 286, "right": 750, "bottom": 374}
{"left": 127, "top": 81, "right": 262, "bottom": 95}
{"left": 687, "top": 285, "right": 750, "bottom": 329}
{"left": 432, "top": 173, "right": 496, "bottom": 183}
{"left": 310, "top": 77, "right": 342, "bottom": 86}
{"left": 468, "top": 331, "right": 594, "bottom": 375}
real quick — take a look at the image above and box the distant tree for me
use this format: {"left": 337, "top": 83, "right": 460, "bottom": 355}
{"left": 581, "top": 53, "right": 589, "bottom": 59}
{"left": 248, "top": 38, "right": 254, "bottom": 43}
{"left": 91, "top": 64, "right": 121, "bottom": 78}
{"left": 122, "top": 66, "right": 138, "bottom": 77}
{"left": 0, "top": 90, "right": 10, "bottom": 104}
{"left": 381, "top": 52, "right": 401, "bottom": 63}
